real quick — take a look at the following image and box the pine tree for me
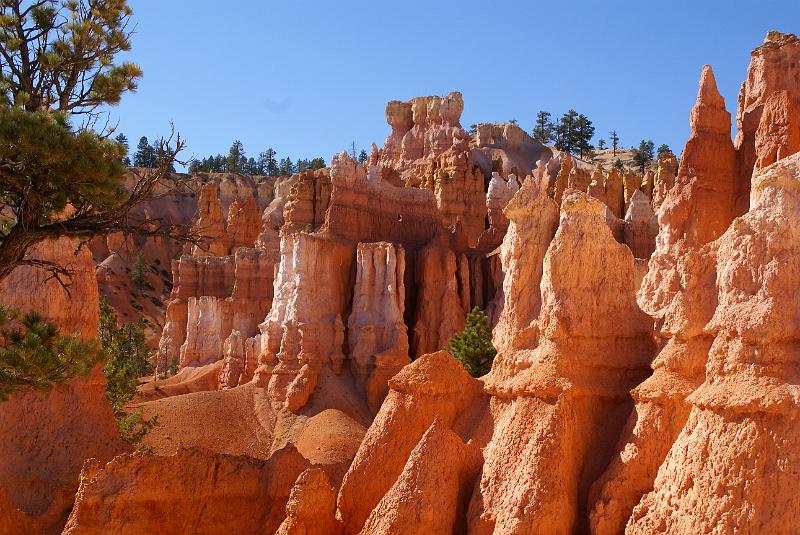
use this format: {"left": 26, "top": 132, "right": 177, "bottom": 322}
{"left": 310, "top": 157, "right": 326, "bottom": 170}
{"left": 0, "top": 0, "right": 189, "bottom": 394}
{"left": 657, "top": 144, "right": 672, "bottom": 159}
{"left": 226, "top": 140, "right": 246, "bottom": 173}
{"left": 575, "top": 114, "right": 595, "bottom": 159}
{"left": 448, "top": 307, "right": 497, "bottom": 378}
{"left": 0, "top": 307, "right": 102, "bottom": 401}
{"left": 613, "top": 158, "right": 625, "bottom": 171}
{"left": 244, "top": 157, "right": 257, "bottom": 175}
{"left": 358, "top": 149, "right": 369, "bottom": 164}
{"left": 212, "top": 155, "right": 226, "bottom": 172}
{"left": 532, "top": 111, "right": 555, "bottom": 144}
{"left": 610, "top": 130, "right": 620, "bottom": 156}
{"left": 115, "top": 134, "right": 131, "bottom": 166}
{"left": 130, "top": 252, "right": 148, "bottom": 288}
{"left": 100, "top": 298, "right": 153, "bottom": 412}
{"left": 296, "top": 158, "right": 310, "bottom": 172}
{"left": 134, "top": 136, "right": 155, "bottom": 167}
{"left": 258, "top": 148, "right": 279, "bottom": 176}
{"left": 633, "top": 139, "right": 655, "bottom": 174}
{"left": 598, "top": 138, "right": 606, "bottom": 150}
{"left": 555, "top": 110, "right": 580, "bottom": 152}
{"left": 279, "top": 157, "right": 295, "bottom": 175}
{"left": 99, "top": 299, "right": 157, "bottom": 445}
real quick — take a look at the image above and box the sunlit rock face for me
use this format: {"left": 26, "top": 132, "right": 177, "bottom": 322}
{"left": 377, "top": 92, "right": 487, "bottom": 246}
{"left": 0, "top": 238, "right": 124, "bottom": 535}
{"left": 735, "top": 31, "right": 800, "bottom": 213}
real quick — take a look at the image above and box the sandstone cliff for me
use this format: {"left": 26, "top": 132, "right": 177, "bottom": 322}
{"left": 0, "top": 239, "right": 124, "bottom": 535}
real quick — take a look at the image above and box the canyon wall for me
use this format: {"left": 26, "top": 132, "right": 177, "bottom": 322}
{"left": 58, "top": 31, "right": 800, "bottom": 535}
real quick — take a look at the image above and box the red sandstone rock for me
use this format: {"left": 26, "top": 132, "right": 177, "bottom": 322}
{"left": 735, "top": 31, "right": 800, "bottom": 212}
{"left": 623, "top": 169, "right": 640, "bottom": 213}
{"left": 377, "top": 92, "right": 487, "bottom": 245}
{"left": 652, "top": 151, "right": 678, "bottom": 211}
{"left": 158, "top": 247, "right": 274, "bottom": 375}
{"left": 754, "top": 89, "right": 800, "bottom": 171}
{"left": 605, "top": 166, "right": 625, "bottom": 219}
{"left": 589, "top": 65, "right": 739, "bottom": 535}
{"left": 179, "top": 295, "right": 231, "bottom": 367}
{"left": 485, "top": 172, "right": 519, "bottom": 232}
{"left": 492, "top": 177, "right": 559, "bottom": 354}
{"left": 256, "top": 232, "right": 355, "bottom": 412}
{"left": 282, "top": 169, "right": 332, "bottom": 233}
{"left": 627, "top": 148, "right": 800, "bottom": 535}
{"left": 63, "top": 446, "right": 310, "bottom": 535}
{"left": 471, "top": 193, "right": 653, "bottom": 534}
{"left": 192, "top": 182, "right": 227, "bottom": 256}
{"left": 358, "top": 418, "right": 481, "bottom": 535}
{"left": 226, "top": 195, "right": 262, "bottom": 251}
{"left": 276, "top": 468, "right": 341, "bottom": 535}
{"left": 0, "top": 238, "right": 124, "bottom": 535}
{"left": 553, "top": 151, "right": 573, "bottom": 206}
{"left": 320, "top": 152, "right": 444, "bottom": 249}
{"left": 471, "top": 123, "right": 553, "bottom": 179}
{"left": 623, "top": 190, "right": 658, "bottom": 260}
{"left": 336, "top": 351, "right": 485, "bottom": 534}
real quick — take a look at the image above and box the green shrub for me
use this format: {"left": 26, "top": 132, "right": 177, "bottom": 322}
{"left": 117, "top": 409, "right": 158, "bottom": 447}
{"left": 448, "top": 307, "right": 497, "bottom": 378}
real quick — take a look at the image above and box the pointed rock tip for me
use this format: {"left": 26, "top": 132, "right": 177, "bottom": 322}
{"left": 697, "top": 65, "right": 724, "bottom": 107}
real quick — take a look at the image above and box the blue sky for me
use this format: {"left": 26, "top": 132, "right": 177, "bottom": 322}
{"left": 113, "top": 0, "right": 799, "bottom": 167}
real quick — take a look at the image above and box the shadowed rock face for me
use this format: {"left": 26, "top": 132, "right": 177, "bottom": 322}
{"left": 320, "top": 151, "right": 444, "bottom": 249}
{"left": 471, "top": 123, "right": 553, "bottom": 180}
{"left": 589, "top": 65, "right": 738, "bottom": 535}
{"left": 348, "top": 242, "right": 410, "bottom": 414}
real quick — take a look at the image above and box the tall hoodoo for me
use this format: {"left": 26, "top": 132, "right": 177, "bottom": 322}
{"left": 735, "top": 31, "right": 800, "bottom": 212}
{"left": 491, "top": 177, "right": 559, "bottom": 355}
{"left": 192, "top": 182, "right": 227, "bottom": 256}
{"left": 347, "top": 242, "right": 410, "bottom": 413}
{"left": 377, "top": 92, "right": 487, "bottom": 246}
{"left": 0, "top": 239, "right": 123, "bottom": 535}
{"left": 471, "top": 192, "right": 653, "bottom": 535}
{"left": 590, "top": 65, "right": 737, "bottom": 535}
{"left": 255, "top": 232, "right": 355, "bottom": 412}
{"left": 627, "top": 152, "right": 800, "bottom": 535}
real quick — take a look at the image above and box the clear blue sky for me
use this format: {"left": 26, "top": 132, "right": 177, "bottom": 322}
{"left": 113, "top": 0, "right": 799, "bottom": 168}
